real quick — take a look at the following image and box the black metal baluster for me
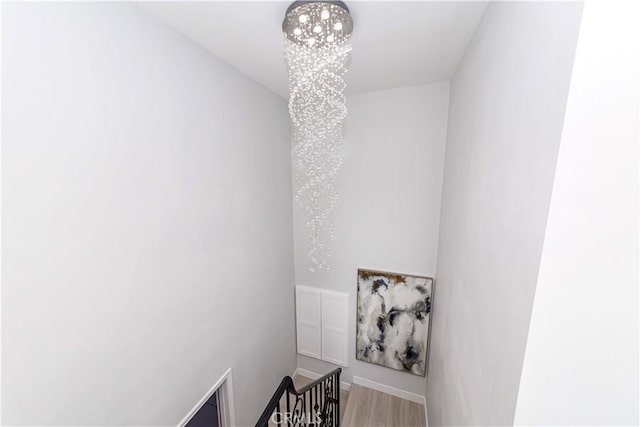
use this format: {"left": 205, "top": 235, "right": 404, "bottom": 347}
{"left": 332, "top": 376, "right": 336, "bottom": 426}
{"left": 312, "top": 383, "right": 315, "bottom": 424}
{"left": 325, "top": 377, "right": 329, "bottom": 426}
{"left": 336, "top": 371, "right": 340, "bottom": 426}
{"left": 313, "top": 382, "right": 317, "bottom": 425}
{"left": 286, "top": 389, "right": 290, "bottom": 427}
{"left": 318, "top": 381, "right": 324, "bottom": 425}
{"left": 309, "top": 388, "right": 313, "bottom": 426}
{"left": 324, "top": 379, "right": 327, "bottom": 426}
{"left": 319, "top": 381, "right": 322, "bottom": 425}
{"left": 318, "top": 381, "right": 324, "bottom": 426}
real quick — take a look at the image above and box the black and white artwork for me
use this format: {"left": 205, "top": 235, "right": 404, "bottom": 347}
{"left": 356, "top": 269, "right": 434, "bottom": 376}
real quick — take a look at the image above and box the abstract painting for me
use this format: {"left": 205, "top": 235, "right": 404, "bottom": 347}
{"left": 356, "top": 269, "right": 434, "bottom": 376}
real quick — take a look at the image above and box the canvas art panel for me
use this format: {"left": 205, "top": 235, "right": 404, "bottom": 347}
{"left": 356, "top": 269, "right": 434, "bottom": 376}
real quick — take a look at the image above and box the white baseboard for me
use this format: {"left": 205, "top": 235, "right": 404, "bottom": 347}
{"left": 352, "top": 376, "right": 426, "bottom": 406}
{"left": 292, "top": 367, "right": 351, "bottom": 392}
{"left": 425, "top": 401, "right": 429, "bottom": 427}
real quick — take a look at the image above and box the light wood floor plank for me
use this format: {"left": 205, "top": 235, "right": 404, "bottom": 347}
{"left": 341, "top": 384, "right": 368, "bottom": 426}
{"left": 370, "top": 387, "right": 390, "bottom": 426}
{"left": 342, "top": 384, "right": 426, "bottom": 427}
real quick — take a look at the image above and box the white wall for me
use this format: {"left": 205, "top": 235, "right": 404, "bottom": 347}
{"left": 426, "top": 2, "right": 583, "bottom": 425}
{"left": 514, "top": 1, "right": 639, "bottom": 425}
{"left": 1, "top": 3, "right": 295, "bottom": 426}
{"left": 295, "top": 83, "right": 449, "bottom": 396}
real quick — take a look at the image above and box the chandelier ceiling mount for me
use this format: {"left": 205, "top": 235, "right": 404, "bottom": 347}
{"left": 283, "top": 1, "right": 354, "bottom": 49}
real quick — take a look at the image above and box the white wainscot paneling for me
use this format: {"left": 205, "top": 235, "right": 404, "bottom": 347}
{"left": 296, "top": 286, "right": 349, "bottom": 367}
{"left": 321, "top": 292, "right": 348, "bottom": 366}
{"left": 295, "top": 286, "right": 322, "bottom": 359}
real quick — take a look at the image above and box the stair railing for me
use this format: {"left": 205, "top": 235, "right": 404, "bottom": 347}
{"left": 255, "top": 368, "right": 342, "bottom": 427}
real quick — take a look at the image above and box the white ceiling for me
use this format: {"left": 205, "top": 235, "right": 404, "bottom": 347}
{"left": 138, "top": 1, "right": 488, "bottom": 98}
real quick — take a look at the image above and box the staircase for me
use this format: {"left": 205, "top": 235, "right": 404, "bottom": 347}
{"left": 256, "top": 368, "right": 342, "bottom": 427}
{"left": 257, "top": 369, "right": 426, "bottom": 427}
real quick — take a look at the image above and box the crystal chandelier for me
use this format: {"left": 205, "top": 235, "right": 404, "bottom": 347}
{"left": 283, "top": 1, "right": 353, "bottom": 272}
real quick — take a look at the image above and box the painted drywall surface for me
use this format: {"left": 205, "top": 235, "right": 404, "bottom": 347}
{"left": 426, "top": 2, "right": 583, "bottom": 426}
{"left": 514, "top": 2, "right": 639, "bottom": 425}
{"left": 295, "top": 83, "right": 450, "bottom": 396}
{"left": 1, "top": 3, "right": 295, "bottom": 426}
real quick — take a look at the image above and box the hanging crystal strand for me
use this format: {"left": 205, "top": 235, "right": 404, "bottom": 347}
{"left": 285, "top": 38, "right": 351, "bottom": 272}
